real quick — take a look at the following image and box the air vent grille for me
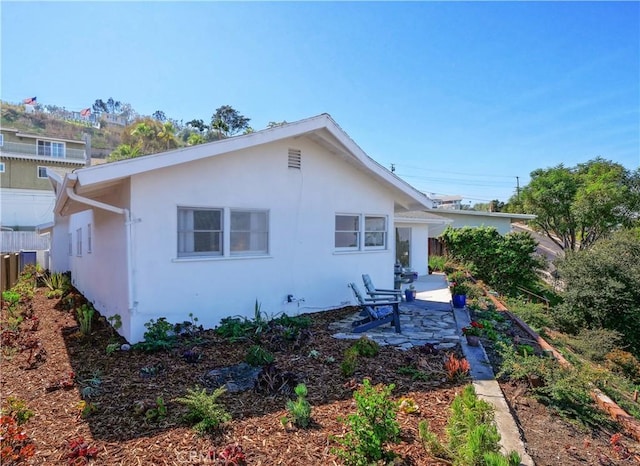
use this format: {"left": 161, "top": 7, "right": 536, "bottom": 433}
{"left": 288, "top": 149, "right": 301, "bottom": 169}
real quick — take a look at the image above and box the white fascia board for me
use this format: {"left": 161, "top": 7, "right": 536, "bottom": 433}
{"left": 53, "top": 174, "right": 77, "bottom": 215}
{"left": 394, "top": 216, "right": 452, "bottom": 225}
{"left": 426, "top": 209, "right": 536, "bottom": 221}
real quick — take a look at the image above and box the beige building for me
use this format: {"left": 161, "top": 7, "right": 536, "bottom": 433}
{"left": 1, "top": 128, "right": 86, "bottom": 229}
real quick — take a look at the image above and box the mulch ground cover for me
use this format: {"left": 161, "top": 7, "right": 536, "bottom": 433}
{"left": 2, "top": 287, "right": 464, "bottom": 465}
{"left": 4, "top": 285, "right": 639, "bottom": 465}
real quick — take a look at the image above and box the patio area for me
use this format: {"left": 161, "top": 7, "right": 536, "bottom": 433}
{"left": 330, "top": 273, "right": 460, "bottom": 350}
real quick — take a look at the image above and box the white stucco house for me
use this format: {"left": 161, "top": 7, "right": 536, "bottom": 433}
{"left": 44, "top": 114, "right": 449, "bottom": 343}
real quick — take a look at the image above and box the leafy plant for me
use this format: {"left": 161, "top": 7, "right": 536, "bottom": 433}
{"left": 145, "top": 397, "right": 168, "bottom": 422}
{"left": 341, "top": 347, "right": 359, "bottom": 377}
{"left": 1, "top": 397, "right": 34, "bottom": 425}
{"left": 285, "top": 383, "right": 312, "bottom": 428}
{"left": 352, "top": 336, "right": 380, "bottom": 357}
{"left": 245, "top": 345, "right": 275, "bottom": 367}
{"left": 208, "top": 444, "right": 246, "bottom": 465}
{"left": 175, "top": 386, "right": 231, "bottom": 435}
{"left": 134, "top": 317, "right": 175, "bottom": 352}
{"left": 254, "top": 363, "right": 298, "bottom": 395}
{"left": 418, "top": 384, "right": 520, "bottom": 465}
{"left": 332, "top": 379, "right": 400, "bottom": 465}
{"left": 67, "top": 436, "right": 99, "bottom": 463}
{"left": 41, "top": 272, "right": 70, "bottom": 293}
{"left": 0, "top": 415, "right": 36, "bottom": 464}
{"left": 76, "top": 304, "right": 94, "bottom": 335}
{"left": 444, "top": 353, "right": 471, "bottom": 381}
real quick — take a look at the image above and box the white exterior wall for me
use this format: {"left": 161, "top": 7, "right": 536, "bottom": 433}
{"left": 127, "top": 138, "right": 398, "bottom": 343}
{"left": 1, "top": 188, "right": 56, "bottom": 227}
{"left": 50, "top": 212, "right": 70, "bottom": 272}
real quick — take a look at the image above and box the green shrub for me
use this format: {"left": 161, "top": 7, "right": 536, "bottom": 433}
{"left": 567, "top": 328, "right": 623, "bottom": 363}
{"left": 332, "top": 379, "right": 400, "bottom": 465}
{"left": 419, "top": 385, "right": 520, "bottom": 466}
{"left": 341, "top": 347, "right": 359, "bottom": 377}
{"left": 352, "top": 336, "right": 380, "bottom": 357}
{"left": 285, "top": 383, "right": 312, "bottom": 428}
{"left": 505, "top": 298, "right": 553, "bottom": 334}
{"left": 175, "top": 386, "right": 231, "bottom": 435}
{"left": 134, "top": 317, "right": 175, "bottom": 352}
{"left": 428, "top": 255, "right": 447, "bottom": 272}
{"left": 245, "top": 345, "right": 275, "bottom": 367}
{"left": 605, "top": 349, "right": 640, "bottom": 384}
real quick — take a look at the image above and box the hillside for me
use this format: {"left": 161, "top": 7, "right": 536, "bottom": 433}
{"left": 1, "top": 101, "right": 124, "bottom": 158}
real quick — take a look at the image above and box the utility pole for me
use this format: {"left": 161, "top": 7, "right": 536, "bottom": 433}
{"left": 391, "top": 163, "right": 395, "bottom": 173}
{"left": 516, "top": 176, "right": 520, "bottom": 201}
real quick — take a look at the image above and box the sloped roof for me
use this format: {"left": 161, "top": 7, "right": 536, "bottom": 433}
{"left": 54, "top": 114, "right": 433, "bottom": 215}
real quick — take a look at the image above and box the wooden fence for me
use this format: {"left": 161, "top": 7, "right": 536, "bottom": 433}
{"left": 429, "top": 238, "right": 447, "bottom": 256}
{"left": 1, "top": 253, "right": 19, "bottom": 293}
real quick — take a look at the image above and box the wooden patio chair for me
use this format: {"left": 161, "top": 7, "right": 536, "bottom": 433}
{"left": 348, "top": 282, "right": 401, "bottom": 333}
{"left": 362, "top": 274, "right": 403, "bottom": 301}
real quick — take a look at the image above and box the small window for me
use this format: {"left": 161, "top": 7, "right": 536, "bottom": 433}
{"left": 76, "top": 228, "right": 82, "bottom": 256}
{"left": 0, "top": 162, "right": 5, "bottom": 173}
{"left": 178, "top": 207, "right": 223, "bottom": 257}
{"left": 68, "top": 233, "right": 73, "bottom": 256}
{"left": 335, "top": 215, "right": 360, "bottom": 249}
{"left": 230, "top": 210, "right": 269, "bottom": 255}
{"left": 37, "top": 166, "right": 47, "bottom": 179}
{"left": 364, "top": 216, "right": 387, "bottom": 248}
{"left": 87, "top": 224, "right": 92, "bottom": 253}
{"left": 0, "top": 134, "right": 4, "bottom": 146}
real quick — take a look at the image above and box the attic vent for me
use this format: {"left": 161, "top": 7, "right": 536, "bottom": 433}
{"left": 288, "top": 149, "right": 301, "bottom": 169}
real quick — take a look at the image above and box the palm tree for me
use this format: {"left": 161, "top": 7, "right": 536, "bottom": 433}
{"left": 107, "top": 144, "right": 142, "bottom": 162}
{"left": 157, "top": 122, "right": 177, "bottom": 150}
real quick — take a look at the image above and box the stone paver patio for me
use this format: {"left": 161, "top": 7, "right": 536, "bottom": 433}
{"left": 330, "top": 273, "right": 460, "bottom": 350}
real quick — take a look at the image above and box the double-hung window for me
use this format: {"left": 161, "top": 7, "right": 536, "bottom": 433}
{"left": 37, "top": 166, "right": 48, "bottom": 179}
{"left": 335, "top": 214, "right": 387, "bottom": 251}
{"left": 37, "top": 140, "right": 65, "bottom": 158}
{"left": 335, "top": 215, "right": 360, "bottom": 249}
{"left": 178, "top": 208, "right": 222, "bottom": 257}
{"left": 231, "top": 210, "right": 268, "bottom": 255}
{"left": 364, "top": 216, "right": 386, "bottom": 248}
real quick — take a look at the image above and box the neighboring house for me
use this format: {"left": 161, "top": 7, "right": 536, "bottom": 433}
{"left": 428, "top": 194, "right": 463, "bottom": 210}
{"left": 0, "top": 128, "right": 87, "bottom": 230}
{"left": 45, "top": 114, "right": 437, "bottom": 343}
{"left": 421, "top": 208, "right": 536, "bottom": 236}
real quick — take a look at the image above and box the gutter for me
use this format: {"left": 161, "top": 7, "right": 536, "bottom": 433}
{"left": 64, "top": 187, "right": 135, "bottom": 317}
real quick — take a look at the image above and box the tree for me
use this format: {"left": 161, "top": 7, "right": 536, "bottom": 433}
{"left": 267, "top": 121, "right": 288, "bottom": 128}
{"left": 157, "top": 121, "right": 177, "bottom": 150}
{"left": 187, "top": 119, "right": 208, "bottom": 132}
{"left": 107, "top": 143, "right": 142, "bottom": 162}
{"left": 210, "top": 105, "right": 250, "bottom": 138}
{"left": 152, "top": 110, "right": 167, "bottom": 122}
{"left": 520, "top": 158, "right": 639, "bottom": 251}
{"left": 187, "top": 133, "right": 206, "bottom": 146}
{"left": 555, "top": 229, "right": 640, "bottom": 355}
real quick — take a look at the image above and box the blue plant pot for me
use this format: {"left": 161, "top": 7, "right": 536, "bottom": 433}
{"left": 405, "top": 289, "right": 416, "bottom": 302}
{"left": 452, "top": 294, "right": 466, "bottom": 308}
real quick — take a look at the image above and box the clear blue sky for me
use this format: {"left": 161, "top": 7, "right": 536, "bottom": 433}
{"left": 2, "top": 1, "right": 638, "bottom": 203}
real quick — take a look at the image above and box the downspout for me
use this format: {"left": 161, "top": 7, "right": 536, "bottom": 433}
{"left": 65, "top": 188, "right": 135, "bottom": 315}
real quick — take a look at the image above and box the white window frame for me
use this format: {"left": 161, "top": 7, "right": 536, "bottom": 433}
{"left": 37, "top": 139, "right": 65, "bottom": 158}
{"left": 76, "top": 228, "right": 82, "bottom": 257}
{"left": 335, "top": 214, "right": 360, "bottom": 250}
{"left": 37, "top": 166, "right": 48, "bottom": 179}
{"left": 230, "top": 209, "right": 269, "bottom": 256}
{"left": 334, "top": 213, "right": 388, "bottom": 252}
{"left": 87, "top": 224, "right": 92, "bottom": 254}
{"left": 0, "top": 162, "right": 5, "bottom": 173}
{"left": 68, "top": 233, "right": 73, "bottom": 256}
{"left": 364, "top": 215, "right": 387, "bottom": 249}
{"left": 177, "top": 207, "right": 223, "bottom": 257}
